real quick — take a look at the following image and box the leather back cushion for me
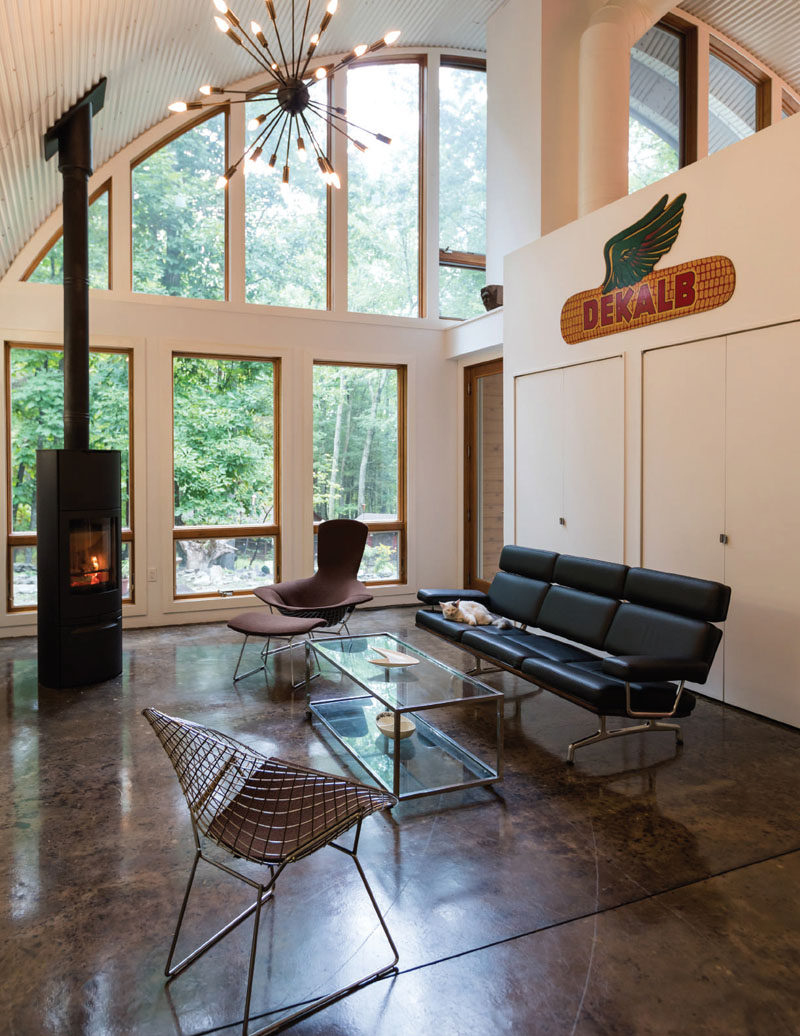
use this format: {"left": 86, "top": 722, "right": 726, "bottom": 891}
{"left": 536, "top": 587, "right": 619, "bottom": 649}
{"left": 604, "top": 602, "right": 721, "bottom": 665}
{"left": 488, "top": 573, "right": 549, "bottom": 626}
{"left": 554, "top": 555, "right": 629, "bottom": 598}
{"left": 499, "top": 546, "right": 558, "bottom": 581}
{"left": 624, "top": 568, "right": 731, "bottom": 622}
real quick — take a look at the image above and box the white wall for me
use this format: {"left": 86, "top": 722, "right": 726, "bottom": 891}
{"left": 0, "top": 55, "right": 468, "bottom": 637}
{"left": 504, "top": 114, "right": 800, "bottom": 724}
{"left": 486, "top": 0, "right": 543, "bottom": 284}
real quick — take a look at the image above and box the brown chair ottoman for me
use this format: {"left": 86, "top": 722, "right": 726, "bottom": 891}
{"left": 227, "top": 610, "right": 325, "bottom": 687}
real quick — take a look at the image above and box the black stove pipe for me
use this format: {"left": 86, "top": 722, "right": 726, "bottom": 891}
{"left": 57, "top": 101, "right": 92, "bottom": 451}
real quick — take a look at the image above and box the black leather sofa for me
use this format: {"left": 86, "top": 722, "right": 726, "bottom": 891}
{"left": 416, "top": 547, "right": 731, "bottom": 762}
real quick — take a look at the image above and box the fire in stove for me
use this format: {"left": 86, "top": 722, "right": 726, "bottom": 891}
{"left": 69, "top": 518, "right": 118, "bottom": 593}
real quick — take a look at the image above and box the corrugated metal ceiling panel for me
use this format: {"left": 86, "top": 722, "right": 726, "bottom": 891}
{"left": 678, "top": 0, "right": 800, "bottom": 89}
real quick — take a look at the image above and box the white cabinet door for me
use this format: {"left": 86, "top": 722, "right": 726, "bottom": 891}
{"left": 515, "top": 358, "right": 624, "bottom": 559}
{"left": 563, "top": 355, "right": 625, "bottom": 561}
{"left": 724, "top": 323, "right": 800, "bottom": 727}
{"left": 641, "top": 339, "right": 726, "bottom": 700}
{"left": 515, "top": 367, "right": 564, "bottom": 552}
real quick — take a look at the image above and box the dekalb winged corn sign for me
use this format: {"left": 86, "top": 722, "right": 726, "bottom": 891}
{"left": 560, "top": 194, "right": 735, "bottom": 345}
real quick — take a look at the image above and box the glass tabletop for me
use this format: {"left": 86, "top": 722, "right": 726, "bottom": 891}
{"left": 309, "top": 633, "right": 502, "bottom": 711}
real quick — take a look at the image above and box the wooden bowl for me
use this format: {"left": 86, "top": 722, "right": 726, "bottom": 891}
{"left": 375, "top": 711, "right": 416, "bottom": 739}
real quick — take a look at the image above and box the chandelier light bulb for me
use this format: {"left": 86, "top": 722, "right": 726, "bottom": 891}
{"left": 251, "top": 20, "right": 262, "bottom": 35}
{"left": 315, "top": 66, "right": 327, "bottom": 79}
{"left": 199, "top": 84, "right": 212, "bottom": 96}
{"left": 168, "top": 101, "right": 188, "bottom": 112}
{"left": 213, "top": 0, "right": 228, "bottom": 13}
{"left": 216, "top": 174, "right": 229, "bottom": 189}
{"left": 297, "top": 137, "right": 307, "bottom": 160}
{"left": 310, "top": 33, "right": 320, "bottom": 45}
{"left": 214, "top": 15, "right": 228, "bottom": 32}
{"left": 326, "top": 0, "right": 338, "bottom": 14}
{"left": 248, "top": 113, "right": 266, "bottom": 130}
{"left": 353, "top": 44, "right": 368, "bottom": 57}
{"left": 329, "top": 170, "right": 341, "bottom": 189}
{"left": 384, "top": 30, "right": 401, "bottom": 46}
{"left": 271, "top": 62, "right": 278, "bottom": 69}
{"left": 249, "top": 146, "right": 264, "bottom": 163}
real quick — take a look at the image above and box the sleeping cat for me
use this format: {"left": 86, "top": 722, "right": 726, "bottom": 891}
{"left": 440, "top": 599, "right": 512, "bottom": 628}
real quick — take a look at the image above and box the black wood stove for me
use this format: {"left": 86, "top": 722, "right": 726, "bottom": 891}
{"left": 37, "top": 78, "right": 122, "bottom": 688}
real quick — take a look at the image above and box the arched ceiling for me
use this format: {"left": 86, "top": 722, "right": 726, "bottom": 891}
{"left": 0, "top": 0, "right": 505, "bottom": 278}
{"left": 1, "top": 0, "right": 798, "bottom": 280}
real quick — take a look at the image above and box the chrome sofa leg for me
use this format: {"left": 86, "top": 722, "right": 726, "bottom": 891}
{"left": 567, "top": 716, "right": 683, "bottom": 763}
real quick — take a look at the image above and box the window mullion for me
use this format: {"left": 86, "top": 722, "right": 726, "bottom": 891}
{"left": 425, "top": 51, "right": 440, "bottom": 322}
{"left": 331, "top": 69, "right": 348, "bottom": 314}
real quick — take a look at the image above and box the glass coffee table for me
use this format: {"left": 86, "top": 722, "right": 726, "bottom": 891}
{"left": 305, "top": 633, "right": 503, "bottom": 801}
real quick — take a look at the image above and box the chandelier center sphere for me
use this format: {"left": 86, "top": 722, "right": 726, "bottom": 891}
{"left": 277, "top": 79, "right": 310, "bottom": 115}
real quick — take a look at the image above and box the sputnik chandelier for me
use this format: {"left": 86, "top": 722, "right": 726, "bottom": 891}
{"left": 168, "top": 0, "right": 401, "bottom": 191}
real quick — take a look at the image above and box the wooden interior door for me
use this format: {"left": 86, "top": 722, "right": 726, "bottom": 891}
{"left": 465, "top": 359, "right": 503, "bottom": 590}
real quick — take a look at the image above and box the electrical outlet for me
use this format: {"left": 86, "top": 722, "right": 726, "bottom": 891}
{"left": 147, "top": 567, "right": 157, "bottom": 582}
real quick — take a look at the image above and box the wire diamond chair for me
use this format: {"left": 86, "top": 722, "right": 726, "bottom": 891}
{"left": 143, "top": 707, "right": 399, "bottom": 1036}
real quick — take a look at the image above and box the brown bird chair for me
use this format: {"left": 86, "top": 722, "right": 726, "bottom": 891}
{"left": 254, "top": 519, "right": 373, "bottom": 635}
{"left": 143, "top": 707, "right": 398, "bottom": 1036}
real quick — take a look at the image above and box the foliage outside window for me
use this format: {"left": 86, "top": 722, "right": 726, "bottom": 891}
{"left": 348, "top": 62, "right": 420, "bottom": 318}
{"left": 313, "top": 363, "right": 405, "bottom": 583}
{"left": 708, "top": 52, "right": 757, "bottom": 155}
{"left": 26, "top": 188, "right": 110, "bottom": 288}
{"left": 245, "top": 79, "right": 328, "bottom": 309}
{"left": 439, "top": 63, "right": 487, "bottom": 319}
{"left": 7, "top": 345, "right": 132, "bottom": 609}
{"left": 629, "top": 24, "right": 681, "bottom": 193}
{"left": 132, "top": 113, "right": 226, "bottom": 300}
{"left": 173, "top": 355, "right": 278, "bottom": 597}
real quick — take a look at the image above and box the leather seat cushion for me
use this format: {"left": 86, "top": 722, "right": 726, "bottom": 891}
{"left": 519, "top": 657, "right": 696, "bottom": 717}
{"left": 462, "top": 629, "right": 598, "bottom": 668}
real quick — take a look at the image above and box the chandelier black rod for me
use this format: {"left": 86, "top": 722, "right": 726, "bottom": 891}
{"left": 295, "top": 0, "right": 313, "bottom": 79}
{"left": 307, "top": 99, "right": 389, "bottom": 144}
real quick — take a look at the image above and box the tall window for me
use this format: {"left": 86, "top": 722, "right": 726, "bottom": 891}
{"left": 708, "top": 51, "right": 758, "bottom": 154}
{"left": 439, "top": 61, "right": 487, "bottom": 319}
{"left": 245, "top": 79, "right": 329, "bottom": 309}
{"left": 25, "top": 186, "right": 110, "bottom": 288}
{"left": 6, "top": 345, "right": 132, "bottom": 609}
{"left": 172, "top": 354, "right": 279, "bottom": 597}
{"left": 629, "top": 24, "right": 682, "bottom": 192}
{"left": 132, "top": 112, "right": 226, "bottom": 300}
{"left": 348, "top": 62, "right": 421, "bottom": 318}
{"left": 313, "top": 363, "right": 405, "bottom": 583}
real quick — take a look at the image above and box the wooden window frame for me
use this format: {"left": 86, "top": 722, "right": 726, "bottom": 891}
{"left": 438, "top": 58, "right": 487, "bottom": 304}
{"left": 130, "top": 107, "right": 229, "bottom": 300}
{"left": 171, "top": 351, "right": 281, "bottom": 601}
{"left": 464, "top": 358, "right": 502, "bottom": 592}
{"left": 5, "top": 341, "right": 135, "bottom": 612}
{"left": 312, "top": 360, "right": 407, "bottom": 587}
{"left": 21, "top": 180, "right": 113, "bottom": 287}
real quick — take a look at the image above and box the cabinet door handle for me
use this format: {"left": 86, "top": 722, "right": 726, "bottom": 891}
{"left": 719, "top": 533, "right": 729, "bottom": 544}
{"left": 559, "top": 517, "right": 566, "bottom": 526}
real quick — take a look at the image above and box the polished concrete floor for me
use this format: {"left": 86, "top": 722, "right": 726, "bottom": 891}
{"left": 2, "top": 605, "right": 800, "bottom": 1035}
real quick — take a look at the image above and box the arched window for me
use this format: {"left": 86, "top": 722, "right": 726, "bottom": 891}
{"left": 245, "top": 78, "right": 329, "bottom": 309}
{"left": 24, "top": 185, "right": 110, "bottom": 289}
{"left": 132, "top": 111, "right": 226, "bottom": 300}
{"left": 629, "top": 15, "right": 799, "bottom": 192}
{"left": 347, "top": 61, "right": 422, "bottom": 318}
{"left": 439, "top": 60, "right": 487, "bottom": 320}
